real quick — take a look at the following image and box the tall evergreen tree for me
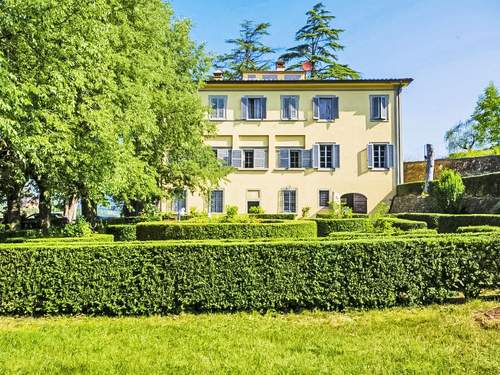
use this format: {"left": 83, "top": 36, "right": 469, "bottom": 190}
{"left": 216, "top": 20, "right": 275, "bottom": 79}
{"left": 471, "top": 82, "right": 500, "bottom": 146}
{"left": 280, "top": 2, "right": 359, "bottom": 80}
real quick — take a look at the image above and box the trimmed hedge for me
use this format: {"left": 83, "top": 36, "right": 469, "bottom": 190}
{"left": 1, "top": 234, "right": 114, "bottom": 244}
{"left": 379, "top": 217, "right": 427, "bottom": 231}
{"left": 457, "top": 225, "right": 500, "bottom": 233}
{"left": 315, "top": 211, "right": 368, "bottom": 219}
{"left": 0, "top": 236, "right": 497, "bottom": 315}
{"left": 105, "top": 224, "right": 137, "bottom": 241}
{"left": 394, "top": 213, "right": 500, "bottom": 233}
{"left": 396, "top": 171, "right": 500, "bottom": 197}
{"left": 136, "top": 220, "right": 317, "bottom": 240}
{"left": 250, "top": 213, "right": 296, "bottom": 220}
{"left": 313, "top": 218, "right": 371, "bottom": 236}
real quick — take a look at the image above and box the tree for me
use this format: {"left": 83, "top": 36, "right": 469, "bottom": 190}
{"left": 471, "top": 82, "right": 500, "bottom": 146}
{"left": 444, "top": 119, "right": 481, "bottom": 153}
{"left": 280, "top": 2, "right": 359, "bottom": 79}
{"left": 216, "top": 20, "right": 275, "bottom": 79}
{"left": 431, "top": 169, "right": 465, "bottom": 214}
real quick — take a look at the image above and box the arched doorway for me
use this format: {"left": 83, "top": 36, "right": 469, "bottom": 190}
{"left": 341, "top": 193, "right": 367, "bottom": 214}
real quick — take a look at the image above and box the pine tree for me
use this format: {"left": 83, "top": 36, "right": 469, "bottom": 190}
{"left": 280, "top": 3, "right": 359, "bottom": 80}
{"left": 472, "top": 82, "right": 500, "bottom": 146}
{"left": 216, "top": 20, "right": 275, "bottom": 79}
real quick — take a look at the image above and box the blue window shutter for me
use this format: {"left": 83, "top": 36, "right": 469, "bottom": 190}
{"left": 333, "top": 144, "right": 340, "bottom": 168}
{"left": 386, "top": 144, "right": 394, "bottom": 168}
{"left": 313, "top": 97, "right": 319, "bottom": 119}
{"left": 231, "top": 149, "right": 242, "bottom": 168}
{"left": 301, "top": 149, "right": 312, "bottom": 168}
{"left": 241, "top": 97, "right": 248, "bottom": 119}
{"left": 261, "top": 97, "right": 267, "bottom": 119}
{"left": 279, "top": 148, "right": 289, "bottom": 168}
{"left": 332, "top": 97, "right": 339, "bottom": 119}
{"left": 312, "top": 144, "right": 320, "bottom": 168}
{"left": 367, "top": 144, "right": 374, "bottom": 169}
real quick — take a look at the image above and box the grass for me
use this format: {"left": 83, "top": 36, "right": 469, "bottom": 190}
{"left": 0, "top": 301, "right": 498, "bottom": 374}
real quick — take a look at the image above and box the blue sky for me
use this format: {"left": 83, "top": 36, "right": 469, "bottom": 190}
{"left": 170, "top": 0, "right": 500, "bottom": 161}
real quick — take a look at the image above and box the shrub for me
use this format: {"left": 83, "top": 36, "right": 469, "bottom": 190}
{"left": 431, "top": 169, "right": 465, "bottom": 213}
{"left": 1, "top": 234, "right": 114, "bottom": 244}
{"left": 248, "top": 206, "right": 265, "bottom": 215}
{"left": 456, "top": 225, "right": 500, "bottom": 233}
{"left": 223, "top": 206, "right": 239, "bottom": 222}
{"left": 251, "top": 214, "right": 296, "bottom": 220}
{"left": 0, "top": 236, "right": 497, "bottom": 315}
{"left": 394, "top": 213, "right": 500, "bottom": 233}
{"left": 313, "top": 218, "right": 371, "bottom": 236}
{"left": 105, "top": 225, "right": 137, "bottom": 241}
{"left": 136, "top": 220, "right": 317, "bottom": 240}
{"left": 62, "top": 218, "right": 93, "bottom": 237}
{"left": 301, "top": 207, "right": 311, "bottom": 218}
{"left": 378, "top": 218, "right": 427, "bottom": 231}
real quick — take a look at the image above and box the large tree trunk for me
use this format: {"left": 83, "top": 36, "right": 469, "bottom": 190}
{"left": 81, "top": 195, "right": 97, "bottom": 225}
{"left": 63, "top": 194, "right": 78, "bottom": 223}
{"left": 4, "top": 189, "right": 22, "bottom": 230}
{"left": 37, "top": 180, "right": 51, "bottom": 230}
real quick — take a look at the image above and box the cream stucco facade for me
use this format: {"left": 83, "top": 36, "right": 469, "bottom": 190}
{"left": 172, "top": 74, "right": 412, "bottom": 216}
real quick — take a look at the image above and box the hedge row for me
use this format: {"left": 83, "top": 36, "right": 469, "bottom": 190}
{"left": 105, "top": 225, "right": 137, "bottom": 241}
{"left": 394, "top": 213, "right": 500, "bottom": 233}
{"left": 315, "top": 211, "right": 368, "bottom": 219}
{"left": 456, "top": 225, "right": 500, "bottom": 233}
{"left": 396, "top": 171, "right": 500, "bottom": 197}
{"left": 0, "top": 236, "right": 497, "bottom": 315}
{"left": 313, "top": 218, "right": 427, "bottom": 236}
{"left": 136, "top": 220, "right": 317, "bottom": 240}
{"left": 250, "top": 213, "right": 296, "bottom": 220}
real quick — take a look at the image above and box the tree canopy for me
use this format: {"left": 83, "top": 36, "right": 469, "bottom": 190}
{"left": 472, "top": 82, "right": 500, "bottom": 146}
{"left": 279, "top": 2, "right": 359, "bottom": 79}
{"left": 216, "top": 20, "right": 275, "bottom": 80}
{"left": 0, "top": 0, "right": 227, "bottom": 227}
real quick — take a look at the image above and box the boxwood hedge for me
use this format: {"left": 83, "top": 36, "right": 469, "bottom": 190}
{"left": 105, "top": 224, "right": 137, "bottom": 241}
{"left": 136, "top": 220, "right": 317, "bottom": 240}
{"left": 394, "top": 213, "right": 500, "bottom": 232}
{"left": 456, "top": 225, "right": 500, "bottom": 233}
{"left": 0, "top": 236, "right": 497, "bottom": 315}
{"left": 313, "top": 218, "right": 427, "bottom": 236}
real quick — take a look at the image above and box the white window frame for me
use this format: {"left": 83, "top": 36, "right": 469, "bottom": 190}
{"left": 319, "top": 143, "right": 335, "bottom": 169}
{"left": 281, "top": 189, "right": 297, "bottom": 213}
{"left": 315, "top": 95, "right": 338, "bottom": 121}
{"left": 281, "top": 95, "right": 299, "bottom": 120}
{"left": 208, "top": 95, "right": 227, "bottom": 120}
{"left": 210, "top": 189, "right": 224, "bottom": 213}
{"left": 318, "top": 190, "right": 330, "bottom": 208}
{"left": 370, "top": 95, "right": 389, "bottom": 121}
{"left": 244, "top": 96, "right": 266, "bottom": 120}
{"left": 240, "top": 147, "right": 268, "bottom": 170}
{"left": 371, "top": 143, "right": 389, "bottom": 170}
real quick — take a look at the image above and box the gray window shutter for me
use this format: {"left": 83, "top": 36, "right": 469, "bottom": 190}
{"left": 217, "top": 148, "right": 230, "bottom": 165}
{"left": 261, "top": 97, "right": 267, "bottom": 119}
{"left": 367, "top": 144, "right": 374, "bottom": 169}
{"left": 254, "top": 148, "right": 266, "bottom": 168}
{"left": 313, "top": 97, "right": 319, "bottom": 119}
{"left": 381, "top": 96, "right": 388, "bottom": 120}
{"left": 231, "top": 149, "right": 242, "bottom": 168}
{"left": 312, "top": 144, "right": 320, "bottom": 168}
{"left": 241, "top": 97, "right": 248, "bottom": 119}
{"left": 386, "top": 144, "right": 394, "bottom": 168}
{"left": 371, "top": 96, "right": 379, "bottom": 120}
{"left": 290, "top": 96, "right": 298, "bottom": 119}
{"left": 333, "top": 144, "right": 340, "bottom": 168}
{"left": 301, "top": 149, "right": 312, "bottom": 168}
{"left": 279, "top": 148, "right": 289, "bottom": 168}
{"left": 281, "top": 97, "right": 287, "bottom": 119}
{"left": 332, "top": 97, "right": 339, "bottom": 119}
{"left": 278, "top": 191, "right": 284, "bottom": 213}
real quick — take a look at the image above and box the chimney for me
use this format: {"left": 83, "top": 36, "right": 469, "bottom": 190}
{"left": 213, "top": 69, "right": 223, "bottom": 80}
{"left": 275, "top": 60, "right": 285, "bottom": 71}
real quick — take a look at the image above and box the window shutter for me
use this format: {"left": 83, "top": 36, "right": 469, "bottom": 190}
{"left": 301, "top": 149, "right": 312, "bottom": 168}
{"left": 218, "top": 97, "right": 226, "bottom": 119}
{"left": 241, "top": 97, "right": 248, "bottom": 119}
{"left": 281, "top": 97, "right": 288, "bottom": 119}
{"left": 333, "top": 144, "right": 340, "bottom": 168}
{"left": 367, "top": 144, "right": 374, "bottom": 169}
{"left": 254, "top": 148, "right": 266, "bottom": 168}
{"left": 313, "top": 97, "right": 319, "bottom": 119}
{"left": 217, "top": 149, "right": 230, "bottom": 165}
{"left": 231, "top": 149, "right": 242, "bottom": 168}
{"left": 278, "top": 191, "right": 284, "bottom": 213}
{"left": 261, "top": 97, "right": 267, "bottom": 119}
{"left": 332, "top": 97, "right": 339, "bottom": 119}
{"left": 381, "top": 96, "right": 388, "bottom": 120}
{"left": 386, "top": 144, "right": 394, "bottom": 168}
{"left": 279, "top": 148, "right": 289, "bottom": 168}
{"left": 312, "top": 144, "right": 320, "bottom": 168}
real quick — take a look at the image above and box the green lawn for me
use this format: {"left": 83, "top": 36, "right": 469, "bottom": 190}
{"left": 0, "top": 301, "right": 498, "bottom": 374}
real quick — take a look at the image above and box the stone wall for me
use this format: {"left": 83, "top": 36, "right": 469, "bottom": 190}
{"left": 404, "top": 155, "right": 500, "bottom": 183}
{"left": 390, "top": 194, "right": 500, "bottom": 214}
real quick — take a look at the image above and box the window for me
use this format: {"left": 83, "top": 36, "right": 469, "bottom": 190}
{"left": 214, "top": 148, "right": 231, "bottom": 166}
{"left": 244, "top": 150, "right": 254, "bottom": 169}
{"left": 313, "top": 96, "right": 339, "bottom": 121}
{"left": 281, "top": 190, "right": 297, "bottom": 213}
{"left": 247, "top": 74, "right": 257, "bottom": 80}
{"left": 320, "top": 144, "right": 333, "bottom": 168}
{"left": 284, "top": 74, "right": 302, "bottom": 80}
{"left": 368, "top": 143, "right": 394, "bottom": 169}
{"left": 370, "top": 95, "right": 389, "bottom": 121}
{"left": 209, "top": 96, "right": 227, "bottom": 120}
{"left": 313, "top": 144, "right": 340, "bottom": 169}
{"left": 172, "top": 190, "right": 187, "bottom": 212}
{"left": 242, "top": 96, "right": 266, "bottom": 120}
{"left": 319, "top": 190, "right": 330, "bottom": 207}
{"left": 262, "top": 74, "right": 278, "bottom": 80}
{"left": 281, "top": 95, "right": 299, "bottom": 120}
{"left": 289, "top": 150, "right": 301, "bottom": 168}
{"left": 210, "top": 190, "right": 224, "bottom": 213}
